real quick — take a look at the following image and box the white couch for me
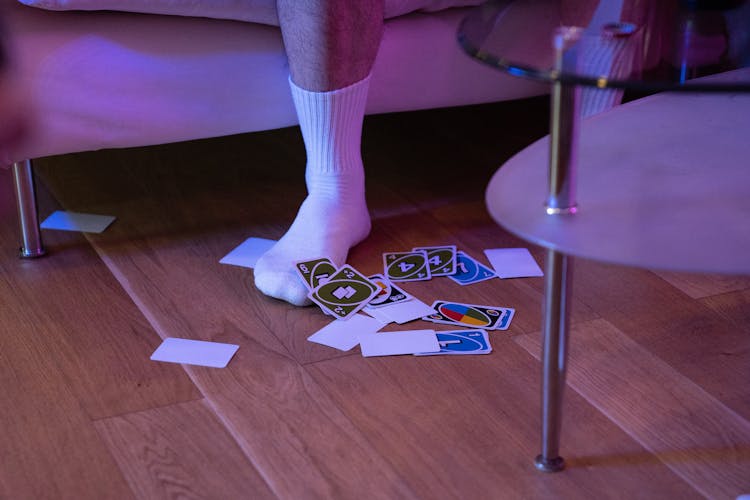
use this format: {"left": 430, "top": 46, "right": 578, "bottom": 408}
{"left": 2, "top": 0, "right": 558, "bottom": 256}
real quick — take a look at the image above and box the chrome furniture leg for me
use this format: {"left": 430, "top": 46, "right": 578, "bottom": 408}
{"left": 535, "top": 249, "right": 573, "bottom": 472}
{"left": 534, "top": 27, "right": 582, "bottom": 472}
{"left": 12, "top": 159, "right": 46, "bottom": 258}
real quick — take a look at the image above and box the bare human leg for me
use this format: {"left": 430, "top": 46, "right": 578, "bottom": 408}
{"left": 253, "top": 0, "right": 384, "bottom": 306}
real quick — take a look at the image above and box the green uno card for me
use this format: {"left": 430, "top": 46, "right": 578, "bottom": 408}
{"left": 295, "top": 257, "right": 337, "bottom": 290}
{"left": 413, "top": 245, "right": 457, "bottom": 276}
{"left": 309, "top": 265, "right": 379, "bottom": 320}
{"left": 383, "top": 251, "right": 432, "bottom": 282}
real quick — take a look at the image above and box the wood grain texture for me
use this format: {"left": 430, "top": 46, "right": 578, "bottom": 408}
{"left": 572, "top": 259, "right": 750, "bottom": 420}
{"left": 34, "top": 138, "right": 418, "bottom": 498}
{"left": 94, "top": 399, "right": 275, "bottom": 499}
{"left": 0, "top": 280, "right": 134, "bottom": 500}
{"left": 515, "top": 318, "right": 750, "bottom": 499}
{"left": 10, "top": 95, "right": 747, "bottom": 497}
{"left": 307, "top": 334, "right": 700, "bottom": 499}
{"left": 0, "top": 169, "right": 202, "bottom": 420}
{"left": 652, "top": 270, "right": 750, "bottom": 299}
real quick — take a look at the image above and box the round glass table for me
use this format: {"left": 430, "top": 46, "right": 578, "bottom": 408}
{"left": 458, "top": 0, "right": 750, "bottom": 472}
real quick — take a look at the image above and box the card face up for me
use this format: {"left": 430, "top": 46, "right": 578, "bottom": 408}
{"left": 220, "top": 237, "right": 277, "bottom": 268}
{"left": 40, "top": 210, "right": 116, "bottom": 233}
{"left": 358, "top": 330, "right": 439, "bottom": 357}
{"left": 307, "top": 314, "right": 383, "bottom": 351}
{"left": 150, "top": 337, "right": 239, "bottom": 368}
{"left": 484, "top": 248, "right": 543, "bottom": 279}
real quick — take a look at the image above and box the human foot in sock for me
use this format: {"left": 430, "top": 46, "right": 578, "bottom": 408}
{"left": 253, "top": 187, "right": 371, "bottom": 306}
{"left": 253, "top": 76, "right": 372, "bottom": 306}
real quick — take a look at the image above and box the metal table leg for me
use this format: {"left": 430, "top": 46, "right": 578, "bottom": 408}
{"left": 534, "top": 26, "right": 582, "bottom": 472}
{"left": 12, "top": 159, "right": 46, "bottom": 258}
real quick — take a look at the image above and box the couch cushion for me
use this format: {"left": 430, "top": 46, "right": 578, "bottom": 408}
{"left": 17, "top": 0, "right": 484, "bottom": 25}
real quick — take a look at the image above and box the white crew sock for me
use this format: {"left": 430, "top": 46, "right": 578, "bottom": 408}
{"left": 253, "top": 75, "right": 372, "bottom": 306}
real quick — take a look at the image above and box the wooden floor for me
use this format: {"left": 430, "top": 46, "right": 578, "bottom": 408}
{"left": 2, "top": 96, "right": 749, "bottom": 499}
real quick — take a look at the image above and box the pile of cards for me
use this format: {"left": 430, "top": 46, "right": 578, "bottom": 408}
{"left": 295, "top": 258, "right": 435, "bottom": 324}
{"left": 383, "top": 245, "right": 498, "bottom": 286}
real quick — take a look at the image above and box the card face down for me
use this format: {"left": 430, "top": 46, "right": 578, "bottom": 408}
{"left": 483, "top": 248, "right": 543, "bottom": 279}
{"left": 423, "top": 301, "right": 515, "bottom": 331}
{"left": 220, "top": 237, "right": 276, "bottom": 268}
{"left": 358, "top": 330, "right": 440, "bottom": 357}
{"left": 308, "top": 265, "right": 379, "bottom": 320}
{"left": 150, "top": 338, "right": 239, "bottom": 368}
{"left": 40, "top": 210, "right": 116, "bottom": 234}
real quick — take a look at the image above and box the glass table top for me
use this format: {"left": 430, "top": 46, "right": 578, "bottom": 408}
{"left": 458, "top": 0, "right": 750, "bottom": 93}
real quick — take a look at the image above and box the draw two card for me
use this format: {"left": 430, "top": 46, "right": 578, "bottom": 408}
{"left": 308, "top": 265, "right": 379, "bottom": 320}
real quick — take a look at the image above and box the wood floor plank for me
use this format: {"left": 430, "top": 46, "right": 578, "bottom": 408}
{"left": 0, "top": 168, "right": 202, "bottom": 420}
{"left": 515, "top": 318, "right": 750, "bottom": 499}
{"left": 94, "top": 399, "right": 275, "bottom": 499}
{"left": 652, "top": 270, "right": 750, "bottom": 299}
{"left": 34, "top": 148, "right": 419, "bottom": 498}
{"left": 700, "top": 288, "right": 750, "bottom": 332}
{"left": 307, "top": 334, "right": 700, "bottom": 499}
{"left": 572, "top": 259, "right": 750, "bottom": 420}
{"left": 0, "top": 298, "right": 134, "bottom": 499}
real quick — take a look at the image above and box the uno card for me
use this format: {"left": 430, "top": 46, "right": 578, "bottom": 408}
{"left": 309, "top": 265, "right": 379, "bottom": 320}
{"left": 414, "top": 329, "right": 492, "bottom": 356}
{"left": 383, "top": 250, "right": 431, "bottom": 282}
{"left": 295, "top": 257, "right": 338, "bottom": 290}
{"left": 413, "top": 245, "right": 457, "bottom": 276}
{"left": 423, "top": 301, "right": 515, "bottom": 331}
{"left": 448, "top": 251, "right": 496, "bottom": 285}
{"left": 366, "top": 274, "right": 412, "bottom": 308}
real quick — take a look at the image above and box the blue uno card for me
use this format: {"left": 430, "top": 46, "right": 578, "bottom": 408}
{"left": 414, "top": 329, "right": 492, "bottom": 356}
{"left": 448, "top": 251, "right": 496, "bottom": 285}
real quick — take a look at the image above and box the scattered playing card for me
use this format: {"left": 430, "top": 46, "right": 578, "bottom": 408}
{"left": 220, "top": 237, "right": 276, "bottom": 268}
{"left": 383, "top": 250, "right": 432, "bottom": 282}
{"left": 415, "top": 329, "right": 492, "bottom": 356}
{"left": 423, "top": 301, "right": 515, "bottom": 331}
{"left": 307, "top": 314, "right": 383, "bottom": 351}
{"left": 295, "top": 257, "right": 338, "bottom": 290}
{"left": 367, "top": 297, "right": 436, "bottom": 325}
{"left": 448, "top": 251, "right": 497, "bottom": 286}
{"left": 358, "top": 330, "right": 440, "bottom": 357}
{"left": 413, "top": 245, "right": 457, "bottom": 276}
{"left": 484, "top": 248, "right": 543, "bottom": 279}
{"left": 366, "top": 274, "right": 412, "bottom": 308}
{"left": 150, "top": 337, "right": 239, "bottom": 368}
{"left": 308, "top": 265, "right": 379, "bottom": 320}
{"left": 40, "top": 210, "right": 116, "bottom": 233}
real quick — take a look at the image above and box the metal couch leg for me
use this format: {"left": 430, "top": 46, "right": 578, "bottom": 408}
{"left": 12, "top": 159, "right": 46, "bottom": 258}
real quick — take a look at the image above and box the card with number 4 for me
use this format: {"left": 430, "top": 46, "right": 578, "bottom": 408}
{"left": 412, "top": 245, "right": 456, "bottom": 276}
{"left": 308, "top": 265, "right": 379, "bottom": 320}
{"left": 383, "top": 251, "right": 431, "bottom": 282}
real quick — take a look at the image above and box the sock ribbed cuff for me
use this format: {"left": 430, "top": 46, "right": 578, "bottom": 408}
{"left": 289, "top": 75, "right": 371, "bottom": 176}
